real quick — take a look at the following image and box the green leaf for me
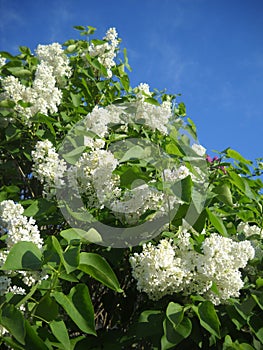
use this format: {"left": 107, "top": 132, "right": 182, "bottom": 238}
{"left": 120, "top": 73, "right": 130, "bottom": 91}
{"left": 32, "top": 114, "right": 56, "bottom": 136}
{"left": 1, "top": 241, "right": 42, "bottom": 270}
{"left": 0, "top": 337, "right": 25, "bottom": 350}
{"left": 252, "top": 292, "right": 263, "bottom": 311}
{"left": 65, "top": 44, "right": 77, "bottom": 53}
{"left": 161, "top": 316, "right": 192, "bottom": 349}
{"left": 213, "top": 183, "right": 233, "bottom": 206}
{"left": 119, "top": 145, "right": 149, "bottom": 163}
{"left": 229, "top": 171, "right": 256, "bottom": 200}
{"left": 228, "top": 171, "right": 246, "bottom": 192}
{"left": 23, "top": 198, "right": 56, "bottom": 218}
{"left": 134, "top": 309, "right": 164, "bottom": 345}
{"left": 78, "top": 252, "right": 122, "bottom": 292}
{"left": 144, "top": 97, "right": 160, "bottom": 106}
{"left": 226, "top": 149, "right": 252, "bottom": 165}
{"left": 179, "top": 102, "right": 186, "bottom": 116}
{"left": 223, "top": 335, "right": 255, "bottom": 350}
{"left": 62, "top": 146, "right": 86, "bottom": 164}
{"left": 19, "top": 46, "right": 31, "bottom": 55}
{"left": 172, "top": 175, "right": 192, "bottom": 203}
{"left": 165, "top": 142, "right": 184, "bottom": 156}
{"left": 60, "top": 227, "right": 102, "bottom": 244}
{"left": 49, "top": 320, "right": 71, "bottom": 350}
{"left": 70, "top": 92, "right": 81, "bottom": 107}
{"left": 206, "top": 208, "right": 228, "bottom": 236}
{"left": 193, "top": 301, "right": 221, "bottom": 338}
{"left": 6, "top": 66, "right": 32, "bottom": 77}
{"left": 233, "top": 297, "right": 256, "bottom": 320}
{"left": 73, "top": 25, "right": 86, "bottom": 31}
{"left": 166, "top": 302, "right": 184, "bottom": 328}
{"left": 52, "top": 284, "right": 96, "bottom": 335}
{"left": 24, "top": 319, "right": 49, "bottom": 350}
{"left": 225, "top": 305, "right": 246, "bottom": 331}
{"left": 256, "top": 278, "right": 263, "bottom": 289}
{"left": 0, "top": 99, "right": 16, "bottom": 108}
{"left": 34, "top": 294, "right": 59, "bottom": 322}
{"left": 51, "top": 236, "right": 79, "bottom": 274}
{"left": 248, "top": 314, "right": 263, "bottom": 343}
{"left": 0, "top": 303, "right": 26, "bottom": 345}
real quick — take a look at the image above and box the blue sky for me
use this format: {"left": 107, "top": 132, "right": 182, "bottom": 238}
{"left": 1, "top": 0, "right": 263, "bottom": 162}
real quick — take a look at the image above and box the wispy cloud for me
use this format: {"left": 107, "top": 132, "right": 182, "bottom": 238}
{"left": 0, "top": 0, "right": 25, "bottom": 51}
{"left": 48, "top": 0, "right": 75, "bottom": 42}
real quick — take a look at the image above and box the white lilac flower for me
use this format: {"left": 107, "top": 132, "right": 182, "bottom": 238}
{"left": 130, "top": 238, "right": 194, "bottom": 300}
{"left": 32, "top": 61, "right": 62, "bottom": 115}
{"left": 135, "top": 99, "right": 172, "bottom": 135}
{"left": 130, "top": 230, "right": 255, "bottom": 305}
{"left": 198, "top": 233, "right": 255, "bottom": 304}
{"left": 0, "top": 63, "right": 62, "bottom": 126}
{"left": 31, "top": 139, "right": 67, "bottom": 196}
{"left": 237, "top": 222, "right": 263, "bottom": 238}
{"left": 163, "top": 165, "right": 190, "bottom": 182}
{"left": 7, "top": 285, "right": 26, "bottom": 295}
{"left": 0, "top": 200, "right": 47, "bottom": 294}
{"left": 88, "top": 27, "right": 119, "bottom": 78}
{"left": 74, "top": 149, "right": 120, "bottom": 208}
{"left": 0, "top": 55, "right": 6, "bottom": 68}
{"left": 0, "top": 200, "right": 24, "bottom": 225}
{"left": 1, "top": 43, "right": 69, "bottom": 126}
{"left": 35, "top": 42, "right": 72, "bottom": 83}
{"left": 19, "top": 270, "right": 48, "bottom": 287}
{"left": 135, "top": 83, "right": 152, "bottom": 99}
{"left": 0, "top": 276, "right": 11, "bottom": 296}
{"left": 191, "top": 143, "right": 206, "bottom": 156}
{"left": 111, "top": 183, "right": 164, "bottom": 225}
{"left": 0, "top": 200, "right": 43, "bottom": 250}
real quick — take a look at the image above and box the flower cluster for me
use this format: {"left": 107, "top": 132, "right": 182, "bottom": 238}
{"left": 0, "top": 55, "right": 6, "bottom": 68}
{"left": 73, "top": 148, "right": 120, "bottom": 208}
{"left": 0, "top": 200, "right": 46, "bottom": 294}
{"left": 0, "top": 200, "right": 43, "bottom": 249}
{"left": 130, "top": 229, "right": 255, "bottom": 304}
{"left": 88, "top": 27, "right": 119, "bottom": 77}
{"left": 111, "top": 183, "right": 164, "bottom": 225}
{"left": 83, "top": 84, "right": 173, "bottom": 137}
{"left": 35, "top": 42, "right": 72, "bottom": 84}
{"left": 237, "top": 222, "right": 263, "bottom": 238}
{"left": 1, "top": 43, "right": 71, "bottom": 126}
{"left": 134, "top": 83, "right": 172, "bottom": 134}
{"left": 31, "top": 139, "right": 67, "bottom": 197}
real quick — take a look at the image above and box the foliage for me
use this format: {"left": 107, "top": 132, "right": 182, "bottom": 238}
{"left": 0, "top": 24, "right": 263, "bottom": 349}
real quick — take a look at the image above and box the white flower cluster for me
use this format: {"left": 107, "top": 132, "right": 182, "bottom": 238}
{"left": 237, "top": 222, "right": 263, "bottom": 238}
{"left": 0, "top": 200, "right": 43, "bottom": 249}
{"left": 0, "top": 55, "right": 6, "bottom": 68}
{"left": 130, "top": 230, "right": 255, "bottom": 305}
{"left": 111, "top": 183, "right": 164, "bottom": 225}
{"left": 191, "top": 143, "right": 206, "bottom": 156}
{"left": 84, "top": 105, "right": 123, "bottom": 140}
{"left": 163, "top": 165, "right": 190, "bottom": 182}
{"left": 84, "top": 83, "right": 172, "bottom": 138}
{"left": 0, "top": 276, "right": 11, "bottom": 296}
{"left": 31, "top": 139, "right": 67, "bottom": 197}
{"left": 35, "top": 42, "right": 72, "bottom": 84}
{"left": 88, "top": 27, "right": 119, "bottom": 77}
{"left": 0, "top": 200, "right": 45, "bottom": 294}
{"left": 135, "top": 83, "right": 152, "bottom": 99}
{"left": 1, "top": 43, "right": 71, "bottom": 126}
{"left": 134, "top": 83, "right": 172, "bottom": 134}
{"left": 73, "top": 149, "right": 120, "bottom": 208}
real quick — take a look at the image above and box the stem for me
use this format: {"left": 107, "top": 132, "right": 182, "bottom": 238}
{"left": 16, "top": 282, "right": 39, "bottom": 308}
{"left": 9, "top": 152, "right": 36, "bottom": 198}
